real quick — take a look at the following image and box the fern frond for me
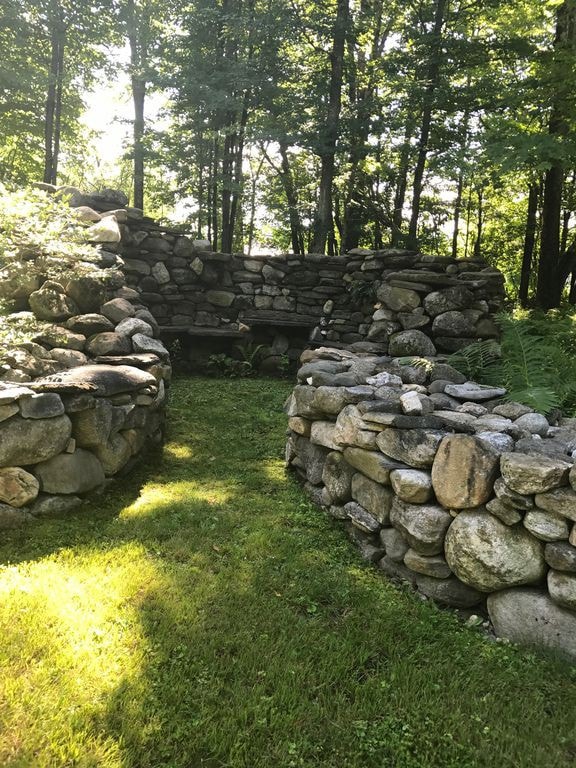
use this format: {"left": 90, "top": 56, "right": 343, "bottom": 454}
{"left": 448, "top": 339, "right": 501, "bottom": 381}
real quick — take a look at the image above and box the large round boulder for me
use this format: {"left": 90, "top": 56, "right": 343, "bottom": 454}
{"left": 445, "top": 510, "right": 546, "bottom": 592}
{"left": 388, "top": 330, "right": 436, "bottom": 357}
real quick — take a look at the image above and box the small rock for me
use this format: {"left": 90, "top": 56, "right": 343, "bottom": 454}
{"left": 0, "top": 467, "right": 39, "bottom": 507}
{"left": 485, "top": 498, "right": 523, "bottom": 526}
{"left": 500, "top": 452, "right": 571, "bottom": 495}
{"left": 514, "top": 412, "right": 550, "bottom": 437}
{"left": 380, "top": 527, "right": 410, "bottom": 562}
{"left": 345, "top": 501, "right": 381, "bottom": 533}
{"left": 523, "top": 510, "right": 570, "bottom": 541}
{"left": 322, "top": 452, "right": 354, "bottom": 504}
{"left": 431, "top": 434, "right": 499, "bottom": 509}
{"left": 101, "top": 298, "right": 135, "bottom": 324}
{"left": 444, "top": 382, "right": 507, "bottom": 401}
{"left": 376, "top": 428, "right": 444, "bottom": 469}
{"left": 390, "top": 469, "right": 433, "bottom": 503}
{"left": 343, "top": 447, "right": 404, "bottom": 484}
{"left": 548, "top": 570, "right": 576, "bottom": 611}
{"left": 390, "top": 498, "right": 452, "bottom": 556}
{"left": 19, "top": 393, "right": 65, "bottom": 419}
{"left": 404, "top": 549, "right": 452, "bottom": 578}
{"left": 34, "top": 449, "right": 105, "bottom": 493}
{"left": 545, "top": 541, "right": 576, "bottom": 572}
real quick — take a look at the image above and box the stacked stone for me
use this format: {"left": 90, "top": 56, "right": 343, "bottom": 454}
{"left": 0, "top": 186, "right": 171, "bottom": 524}
{"left": 365, "top": 254, "right": 504, "bottom": 354}
{"left": 285, "top": 347, "right": 576, "bottom": 660}
{"left": 0, "top": 363, "right": 166, "bottom": 526}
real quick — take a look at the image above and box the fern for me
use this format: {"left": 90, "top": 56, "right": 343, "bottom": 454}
{"left": 448, "top": 339, "right": 501, "bottom": 381}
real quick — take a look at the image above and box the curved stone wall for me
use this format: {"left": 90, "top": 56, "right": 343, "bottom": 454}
{"left": 0, "top": 189, "right": 171, "bottom": 524}
{"left": 285, "top": 347, "right": 576, "bottom": 660}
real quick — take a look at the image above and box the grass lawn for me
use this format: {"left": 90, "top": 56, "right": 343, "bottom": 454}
{"left": 0, "top": 376, "right": 575, "bottom": 768}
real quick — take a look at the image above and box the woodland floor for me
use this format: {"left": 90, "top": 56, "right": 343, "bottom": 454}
{"left": 0, "top": 377, "right": 575, "bottom": 768}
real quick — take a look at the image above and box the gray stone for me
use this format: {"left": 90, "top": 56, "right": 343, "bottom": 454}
{"left": 72, "top": 399, "right": 113, "bottom": 447}
{"left": 310, "top": 421, "right": 340, "bottom": 451}
{"left": 32, "top": 364, "right": 156, "bottom": 397}
{"left": 348, "top": 526, "right": 384, "bottom": 563}
{"left": 380, "top": 527, "right": 410, "bottom": 562}
{"left": 548, "top": 570, "right": 576, "bottom": 610}
{"left": 284, "top": 385, "right": 318, "bottom": 418}
{"left": 345, "top": 501, "right": 381, "bottom": 533}
{"left": 492, "top": 402, "right": 533, "bottom": 419}
{"left": 66, "top": 313, "right": 115, "bottom": 335}
{"left": 390, "top": 498, "right": 452, "bottom": 556}
{"left": 475, "top": 431, "right": 515, "bottom": 454}
{"left": 333, "top": 405, "right": 368, "bottom": 446}
{"left": 488, "top": 588, "right": 576, "bottom": 661}
{"left": 545, "top": 542, "right": 576, "bottom": 572}
{"left": 35, "top": 326, "right": 86, "bottom": 351}
{"left": 500, "top": 452, "right": 571, "bottom": 495}
{"left": 376, "top": 428, "right": 444, "bottom": 468}
{"left": 206, "top": 290, "right": 235, "bottom": 307}
{"left": 30, "top": 494, "right": 83, "bottom": 517}
{"left": 86, "top": 332, "right": 132, "bottom": 357}
{"left": 534, "top": 487, "right": 576, "bottom": 522}
{"left": 34, "top": 449, "right": 105, "bottom": 493}
{"left": 322, "top": 452, "right": 354, "bottom": 504}
{"left": 115, "top": 317, "right": 154, "bottom": 337}
{"left": 19, "top": 393, "right": 65, "bottom": 419}
{"left": 485, "top": 498, "right": 522, "bottom": 526}
{"left": 50, "top": 348, "right": 89, "bottom": 368}
{"left": 514, "top": 413, "right": 550, "bottom": 436}
{"left": 0, "top": 414, "right": 72, "bottom": 467}
{"left": 415, "top": 574, "right": 482, "bottom": 608}
{"left": 423, "top": 286, "right": 475, "bottom": 317}
{"left": 431, "top": 434, "right": 499, "bottom": 509}
{"left": 376, "top": 284, "right": 421, "bottom": 312}
{"left": 351, "top": 473, "right": 393, "bottom": 524}
{"left": 288, "top": 417, "right": 311, "bottom": 436}
{"left": 343, "top": 447, "right": 404, "bottom": 483}
{"left": 94, "top": 433, "right": 131, "bottom": 475}
{"left": 404, "top": 549, "right": 451, "bottom": 578}
{"left": 444, "top": 382, "right": 507, "bottom": 401}
{"left": 445, "top": 510, "right": 546, "bottom": 592}
{"left": 131, "top": 334, "right": 170, "bottom": 359}
{"left": 86, "top": 217, "right": 121, "bottom": 243}
{"left": 431, "top": 311, "right": 477, "bottom": 337}
{"left": 0, "top": 403, "right": 19, "bottom": 422}
{"left": 523, "top": 510, "right": 570, "bottom": 541}
{"left": 429, "top": 363, "right": 467, "bottom": 384}
{"left": 151, "top": 262, "right": 170, "bottom": 285}
{"left": 65, "top": 275, "right": 107, "bottom": 313}
{"left": 0, "top": 503, "right": 33, "bottom": 528}
{"left": 0, "top": 467, "right": 39, "bottom": 507}
{"left": 390, "top": 469, "right": 433, "bottom": 503}
{"left": 295, "top": 436, "right": 329, "bottom": 485}
{"left": 378, "top": 554, "right": 419, "bottom": 584}
{"left": 493, "top": 477, "right": 534, "bottom": 510}
{"left": 399, "top": 391, "right": 434, "bottom": 416}
{"left": 388, "top": 330, "right": 436, "bottom": 357}
{"left": 101, "top": 298, "right": 135, "bottom": 324}
{"left": 29, "top": 281, "right": 78, "bottom": 321}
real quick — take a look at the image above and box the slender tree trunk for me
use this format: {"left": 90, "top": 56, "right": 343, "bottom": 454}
{"left": 536, "top": 0, "right": 576, "bottom": 309}
{"left": 131, "top": 78, "right": 146, "bottom": 209}
{"left": 279, "top": 143, "right": 304, "bottom": 254}
{"left": 451, "top": 101, "right": 471, "bottom": 260}
{"left": 126, "top": 0, "right": 149, "bottom": 211}
{"left": 473, "top": 186, "right": 483, "bottom": 259}
{"left": 391, "top": 115, "right": 416, "bottom": 245}
{"left": 519, "top": 182, "right": 541, "bottom": 307}
{"left": 407, "top": 0, "right": 447, "bottom": 247}
{"left": 211, "top": 135, "right": 220, "bottom": 251}
{"left": 310, "top": 0, "right": 349, "bottom": 254}
{"left": 43, "top": 5, "right": 65, "bottom": 185}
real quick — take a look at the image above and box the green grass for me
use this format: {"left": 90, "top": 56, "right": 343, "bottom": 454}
{"left": 1, "top": 377, "right": 576, "bottom": 768}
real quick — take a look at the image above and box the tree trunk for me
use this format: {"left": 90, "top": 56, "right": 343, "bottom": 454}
{"left": 473, "top": 186, "right": 483, "bottom": 259}
{"left": 131, "top": 78, "right": 146, "bottom": 209}
{"left": 309, "top": 0, "right": 349, "bottom": 254}
{"left": 451, "top": 101, "right": 471, "bottom": 260}
{"left": 519, "top": 182, "right": 541, "bottom": 307}
{"left": 392, "top": 115, "right": 416, "bottom": 245}
{"left": 126, "top": 0, "right": 149, "bottom": 211}
{"left": 407, "top": 0, "right": 447, "bottom": 248}
{"left": 43, "top": 5, "right": 65, "bottom": 185}
{"left": 535, "top": 0, "right": 576, "bottom": 309}
{"left": 278, "top": 143, "right": 304, "bottom": 254}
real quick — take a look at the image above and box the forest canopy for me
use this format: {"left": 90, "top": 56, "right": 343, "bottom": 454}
{"left": 1, "top": 0, "right": 575, "bottom": 309}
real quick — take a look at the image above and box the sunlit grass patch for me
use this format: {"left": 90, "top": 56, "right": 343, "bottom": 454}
{"left": 0, "top": 376, "right": 575, "bottom": 767}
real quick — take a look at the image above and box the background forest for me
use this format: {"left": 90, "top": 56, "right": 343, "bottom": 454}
{"left": 1, "top": 0, "right": 575, "bottom": 309}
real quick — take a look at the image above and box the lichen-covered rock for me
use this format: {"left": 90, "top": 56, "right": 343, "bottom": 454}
{"left": 388, "top": 330, "right": 436, "bottom": 357}
{"left": 500, "top": 452, "right": 571, "bottom": 495}
{"left": 431, "top": 311, "right": 477, "bottom": 338}
{"left": 66, "top": 313, "right": 115, "bottom": 336}
{"left": 0, "top": 503, "right": 33, "bottom": 528}
{"left": 390, "top": 469, "right": 433, "bottom": 503}
{"left": 345, "top": 501, "right": 381, "bottom": 533}
{"left": 34, "top": 449, "right": 105, "bottom": 494}
{"left": 351, "top": 473, "right": 393, "bottom": 524}
{"left": 545, "top": 541, "right": 576, "bottom": 572}
{"left": 343, "top": 447, "right": 404, "bottom": 483}
{"left": 485, "top": 498, "right": 522, "bottom": 526}
{"left": 131, "top": 334, "right": 169, "bottom": 359}
{"left": 523, "top": 510, "right": 570, "bottom": 542}
{"left": 376, "top": 285, "right": 420, "bottom": 312}
{"left": 310, "top": 421, "right": 340, "bottom": 451}
{"left": 32, "top": 364, "right": 156, "bottom": 397}
{"left": 493, "top": 477, "right": 534, "bottom": 510}
{"left": 29, "top": 281, "right": 78, "bottom": 321}
{"left": 93, "top": 433, "right": 131, "bottom": 475}
{"left": 444, "top": 382, "right": 506, "bottom": 401}
{"left": 445, "top": 510, "right": 546, "bottom": 592}
{"left": 390, "top": 498, "right": 452, "bottom": 556}
{"left": 115, "top": 317, "right": 154, "bottom": 338}
{"left": 0, "top": 414, "right": 72, "bottom": 467}
{"left": 86, "top": 332, "right": 132, "bottom": 357}
{"left": 431, "top": 434, "right": 499, "bottom": 509}
{"left": 548, "top": 570, "right": 576, "bottom": 611}
{"left": 534, "top": 487, "right": 576, "bottom": 522}
{"left": 322, "top": 452, "right": 354, "bottom": 504}
{"left": 415, "top": 574, "right": 482, "bottom": 608}
{"left": 376, "top": 428, "right": 444, "bottom": 468}
{"left": 404, "top": 549, "right": 451, "bottom": 578}
{"left": 488, "top": 588, "right": 576, "bottom": 662}
{"left": 423, "top": 286, "right": 475, "bottom": 317}
{"left": 380, "top": 527, "right": 410, "bottom": 562}
{"left": 0, "top": 467, "right": 39, "bottom": 507}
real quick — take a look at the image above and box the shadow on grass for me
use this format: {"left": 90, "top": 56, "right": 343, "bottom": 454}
{"left": 1, "top": 377, "right": 576, "bottom": 768}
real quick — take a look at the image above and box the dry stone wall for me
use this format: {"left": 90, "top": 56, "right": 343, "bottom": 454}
{"left": 285, "top": 347, "right": 576, "bottom": 661}
{"left": 0, "top": 188, "right": 171, "bottom": 526}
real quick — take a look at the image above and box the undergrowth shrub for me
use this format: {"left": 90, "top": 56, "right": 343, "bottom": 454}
{"left": 449, "top": 310, "right": 576, "bottom": 415}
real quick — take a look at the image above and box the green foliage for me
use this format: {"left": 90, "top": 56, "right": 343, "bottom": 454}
{"left": 449, "top": 311, "right": 576, "bottom": 414}
{"left": 346, "top": 279, "right": 377, "bottom": 308}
